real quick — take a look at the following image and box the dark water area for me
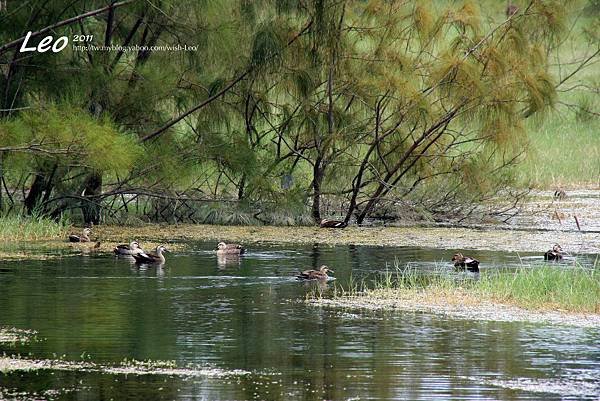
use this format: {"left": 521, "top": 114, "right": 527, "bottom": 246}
{"left": 0, "top": 243, "right": 599, "bottom": 400}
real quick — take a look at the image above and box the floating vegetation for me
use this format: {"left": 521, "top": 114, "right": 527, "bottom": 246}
{"left": 94, "top": 223, "right": 600, "bottom": 254}
{"left": 0, "top": 356, "right": 251, "bottom": 378}
{"left": 0, "top": 386, "right": 75, "bottom": 401}
{"left": 0, "top": 328, "right": 39, "bottom": 345}
{"left": 481, "top": 377, "right": 600, "bottom": 398}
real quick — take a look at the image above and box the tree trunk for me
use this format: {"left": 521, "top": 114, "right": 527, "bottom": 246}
{"left": 82, "top": 171, "right": 102, "bottom": 224}
{"left": 238, "top": 174, "right": 246, "bottom": 200}
{"left": 0, "top": 152, "right": 3, "bottom": 213}
{"left": 311, "top": 157, "right": 324, "bottom": 223}
{"left": 24, "top": 173, "right": 47, "bottom": 214}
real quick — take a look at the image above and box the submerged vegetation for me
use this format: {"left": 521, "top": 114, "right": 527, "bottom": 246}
{"left": 0, "top": 1, "right": 598, "bottom": 225}
{"left": 327, "top": 263, "right": 600, "bottom": 314}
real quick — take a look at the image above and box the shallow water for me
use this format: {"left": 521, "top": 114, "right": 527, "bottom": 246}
{"left": 0, "top": 243, "right": 598, "bottom": 400}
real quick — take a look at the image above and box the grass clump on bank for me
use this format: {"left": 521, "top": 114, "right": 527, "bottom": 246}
{"left": 0, "top": 215, "right": 69, "bottom": 241}
{"left": 476, "top": 266, "right": 600, "bottom": 313}
{"left": 333, "top": 263, "right": 600, "bottom": 314}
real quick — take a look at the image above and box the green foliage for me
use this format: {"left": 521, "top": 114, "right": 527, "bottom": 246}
{"left": 0, "top": 103, "right": 141, "bottom": 172}
{"left": 0, "top": 0, "right": 596, "bottom": 223}
{"left": 0, "top": 214, "right": 69, "bottom": 241}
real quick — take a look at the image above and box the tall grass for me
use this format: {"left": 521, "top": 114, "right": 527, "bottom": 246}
{"left": 478, "top": 266, "right": 600, "bottom": 313}
{"left": 334, "top": 262, "right": 600, "bottom": 314}
{"left": 0, "top": 215, "right": 69, "bottom": 241}
{"left": 517, "top": 116, "right": 600, "bottom": 188}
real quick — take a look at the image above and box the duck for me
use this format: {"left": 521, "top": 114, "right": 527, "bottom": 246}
{"left": 451, "top": 253, "right": 480, "bottom": 273}
{"left": 554, "top": 189, "right": 567, "bottom": 200}
{"left": 132, "top": 245, "right": 170, "bottom": 264}
{"left": 114, "top": 241, "right": 143, "bottom": 256}
{"left": 216, "top": 242, "right": 245, "bottom": 255}
{"left": 544, "top": 244, "right": 563, "bottom": 261}
{"left": 68, "top": 228, "right": 92, "bottom": 242}
{"left": 297, "top": 265, "right": 334, "bottom": 281}
{"left": 320, "top": 219, "right": 347, "bottom": 228}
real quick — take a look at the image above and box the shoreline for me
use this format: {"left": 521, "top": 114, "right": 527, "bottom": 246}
{"left": 93, "top": 224, "right": 599, "bottom": 254}
{"left": 310, "top": 295, "right": 600, "bottom": 328}
{"left": 1, "top": 222, "right": 599, "bottom": 260}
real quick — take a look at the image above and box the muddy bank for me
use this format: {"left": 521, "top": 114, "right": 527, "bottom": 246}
{"left": 94, "top": 224, "right": 600, "bottom": 254}
{"left": 1, "top": 190, "right": 600, "bottom": 260}
{"left": 310, "top": 292, "right": 600, "bottom": 328}
{"left": 2, "top": 222, "right": 597, "bottom": 261}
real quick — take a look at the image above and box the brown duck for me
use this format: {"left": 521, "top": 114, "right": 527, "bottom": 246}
{"left": 114, "top": 241, "right": 144, "bottom": 256}
{"left": 297, "top": 265, "right": 334, "bottom": 281}
{"left": 216, "top": 242, "right": 245, "bottom": 255}
{"left": 68, "top": 228, "right": 92, "bottom": 242}
{"left": 544, "top": 244, "right": 563, "bottom": 261}
{"left": 132, "top": 245, "right": 170, "bottom": 264}
{"left": 451, "top": 253, "right": 480, "bottom": 273}
{"left": 320, "top": 219, "right": 347, "bottom": 228}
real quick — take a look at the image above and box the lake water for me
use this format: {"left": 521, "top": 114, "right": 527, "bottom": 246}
{"left": 0, "top": 242, "right": 598, "bottom": 400}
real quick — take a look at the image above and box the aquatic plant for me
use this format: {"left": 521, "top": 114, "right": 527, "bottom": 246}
{"left": 330, "top": 261, "right": 600, "bottom": 314}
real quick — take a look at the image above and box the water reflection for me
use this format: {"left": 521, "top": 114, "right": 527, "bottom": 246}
{"left": 0, "top": 243, "right": 598, "bottom": 400}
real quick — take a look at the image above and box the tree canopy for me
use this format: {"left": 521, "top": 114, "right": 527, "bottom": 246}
{"left": 0, "top": 0, "right": 597, "bottom": 224}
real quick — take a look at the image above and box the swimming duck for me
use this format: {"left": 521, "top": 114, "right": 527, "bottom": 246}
{"left": 216, "top": 242, "right": 245, "bottom": 255}
{"left": 297, "top": 265, "right": 334, "bottom": 281}
{"left": 68, "top": 228, "right": 92, "bottom": 242}
{"left": 451, "top": 253, "right": 480, "bottom": 273}
{"left": 320, "top": 219, "right": 347, "bottom": 228}
{"left": 544, "top": 244, "right": 563, "bottom": 261}
{"left": 114, "top": 241, "right": 143, "bottom": 256}
{"left": 132, "top": 245, "right": 170, "bottom": 264}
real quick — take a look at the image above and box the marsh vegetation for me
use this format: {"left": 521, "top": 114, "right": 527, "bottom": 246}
{"left": 324, "top": 262, "right": 600, "bottom": 314}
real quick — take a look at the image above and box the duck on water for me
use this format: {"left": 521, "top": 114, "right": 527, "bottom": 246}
{"left": 544, "top": 244, "right": 564, "bottom": 261}
{"left": 216, "top": 242, "right": 245, "bottom": 255}
{"left": 132, "top": 245, "right": 170, "bottom": 264}
{"left": 297, "top": 265, "right": 334, "bottom": 281}
{"left": 114, "top": 241, "right": 144, "bottom": 256}
{"left": 451, "top": 253, "right": 480, "bottom": 273}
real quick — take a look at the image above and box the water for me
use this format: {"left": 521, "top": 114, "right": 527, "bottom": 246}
{"left": 0, "top": 243, "right": 598, "bottom": 400}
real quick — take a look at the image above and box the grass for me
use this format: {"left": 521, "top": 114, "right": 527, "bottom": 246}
{"left": 0, "top": 214, "right": 69, "bottom": 241}
{"left": 330, "top": 262, "right": 600, "bottom": 314}
{"left": 518, "top": 116, "right": 600, "bottom": 189}
{"left": 476, "top": 265, "right": 600, "bottom": 312}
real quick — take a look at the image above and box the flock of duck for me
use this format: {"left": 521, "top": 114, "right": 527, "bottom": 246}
{"left": 67, "top": 221, "right": 568, "bottom": 279}
{"left": 67, "top": 227, "right": 334, "bottom": 280}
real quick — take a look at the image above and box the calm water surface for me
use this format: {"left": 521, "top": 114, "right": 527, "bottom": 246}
{"left": 0, "top": 243, "right": 598, "bottom": 400}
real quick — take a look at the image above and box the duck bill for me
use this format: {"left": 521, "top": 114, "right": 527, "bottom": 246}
{"left": 327, "top": 270, "right": 334, "bottom": 274}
